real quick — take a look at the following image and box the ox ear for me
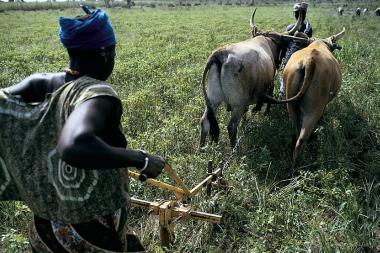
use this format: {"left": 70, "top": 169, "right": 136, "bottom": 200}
{"left": 333, "top": 44, "right": 343, "bottom": 51}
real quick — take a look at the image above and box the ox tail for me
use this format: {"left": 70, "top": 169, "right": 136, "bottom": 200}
{"left": 201, "top": 48, "right": 228, "bottom": 140}
{"left": 264, "top": 59, "right": 316, "bottom": 104}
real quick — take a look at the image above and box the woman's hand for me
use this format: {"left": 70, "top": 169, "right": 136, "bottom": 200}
{"left": 139, "top": 154, "right": 165, "bottom": 181}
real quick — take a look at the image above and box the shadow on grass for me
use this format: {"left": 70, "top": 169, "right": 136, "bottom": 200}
{"left": 239, "top": 96, "right": 380, "bottom": 183}
{"left": 206, "top": 97, "right": 380, "bottom": 252}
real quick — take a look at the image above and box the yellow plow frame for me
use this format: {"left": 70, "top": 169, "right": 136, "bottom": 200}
{"left": 128, "top": 162, "right": 223, "bottom": 247}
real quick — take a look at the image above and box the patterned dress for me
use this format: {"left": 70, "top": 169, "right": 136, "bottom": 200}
{"left": 0, "top": 76, "right": 143, "bottom": 252}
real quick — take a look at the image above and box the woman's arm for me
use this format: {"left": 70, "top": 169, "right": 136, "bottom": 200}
{"left": 56, "top": 96, "right": 164, "bottom": 178}
{"left": 7, "top": 73, "right": 65, "bottom": 103}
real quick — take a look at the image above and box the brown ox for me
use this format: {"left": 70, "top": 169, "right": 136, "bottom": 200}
{"left": 283, "top": 28, "right": 345, "bottom": 169}
{"left": 199, "top": 9, "right": 307, "bottom": 147}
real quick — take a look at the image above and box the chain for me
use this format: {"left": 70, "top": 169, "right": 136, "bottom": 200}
{"left": 219, "top": 114, "right": 256, "bottom": 173}
{"left": 178, "top": 116, "right": 257, "bottom": 246}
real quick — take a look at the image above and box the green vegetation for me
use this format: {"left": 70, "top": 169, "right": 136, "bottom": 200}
{"left": 0, "top": 5, "right": 379, "bottom": 252}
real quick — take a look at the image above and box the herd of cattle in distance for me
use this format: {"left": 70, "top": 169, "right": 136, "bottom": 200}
{"left": 337, "top": 6, "right": 380, "bottom": 16}
{"left": 199, "top": 8, "right": 345, "bottom": 170}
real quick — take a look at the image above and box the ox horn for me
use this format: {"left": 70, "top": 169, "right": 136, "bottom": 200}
{"left": 329, "top": 27, "right": 346, "bottom": 43}
{"left": 286, "top": 11, "right": 303, "bottom": 35}
{"left": 250, "top": 8, "right": 258, "bottom": 37}
{"left": 322, "top": 27, "right": 345, "bottom": 49}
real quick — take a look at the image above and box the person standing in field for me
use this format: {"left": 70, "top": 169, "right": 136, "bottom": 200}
{"left": 0, "top": 6, "right": 164, "bottom": 252}
{"left": 278, "top": 2, "right": 313, "bottom": 97}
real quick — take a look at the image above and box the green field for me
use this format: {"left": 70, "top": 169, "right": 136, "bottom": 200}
{"left": 0, "top": 4, "right": 380, "bottom": 252}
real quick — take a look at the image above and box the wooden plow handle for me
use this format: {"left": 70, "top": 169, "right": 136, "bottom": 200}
{"left": 162, "top": 164, "right": 191, "bottom": 195}
{"left": 128, "top": 171, "right": 188, "bottom": 196}
{"left": 129, "top": 162, "right": 223, "bottom": 198}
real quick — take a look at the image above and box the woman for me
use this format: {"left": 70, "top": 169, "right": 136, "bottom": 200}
{"left": 0, "top": 6, "right": 164, "bottom": 252}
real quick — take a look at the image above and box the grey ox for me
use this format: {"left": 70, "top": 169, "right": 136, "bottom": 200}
{"left": 199, "top": 9, "right": 308, "bottom": 148}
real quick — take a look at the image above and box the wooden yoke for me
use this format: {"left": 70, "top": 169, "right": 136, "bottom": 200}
{"left": 128, "top": 162, "right": 223, "bottom": 247}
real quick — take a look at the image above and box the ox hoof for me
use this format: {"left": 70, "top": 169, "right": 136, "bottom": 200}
{"left": 199, "top": 144, "right": 208, "bottom": 152}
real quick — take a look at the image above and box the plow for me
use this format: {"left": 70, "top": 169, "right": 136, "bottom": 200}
{"left": 128, "top": 161, "right": 224, "bottom": 247}
{"left": 127, "top": 109, "right": 255, "bottom": 249}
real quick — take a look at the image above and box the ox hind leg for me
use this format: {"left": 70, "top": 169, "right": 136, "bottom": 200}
{"left": 251, "top": 84, "right": 273, "bottom": 115}
{"left": 227, "top": 106, "right": 245, "bottom": 148}
{"left": 199, "top": 64, "right": 223, "bottom": 148}
{"left": 288, "top": 102, "right": 301, "bottom": 150}
{"left": 291, "top": 112, "right": 322, "bottom": 170}
{"left": 219, "top": 54, "right": 245, "bottom": 147}
{"left": 264, "top": 81, "right": 275, "bottom": 115}
{"left": 200, "top": 103, "right": 222, "bottom": 147}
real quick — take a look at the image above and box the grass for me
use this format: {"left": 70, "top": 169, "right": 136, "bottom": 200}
{"left": 0, "top": 4, "right": 380, "bottom": 252}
